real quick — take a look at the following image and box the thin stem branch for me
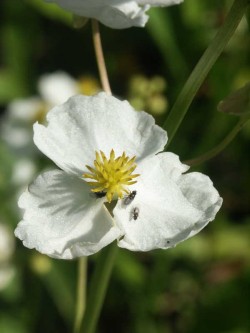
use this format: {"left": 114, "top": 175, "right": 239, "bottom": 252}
{"left": 74, "top": 257, "right": 87, "bottom": 333}
{"left": 91, "top": 19, "right": 112, "bottom": 94}
{"left": 78, "top": 19, "right": 117, "bottom": 333}
{"left": 80, "top": 243, "right": 118, "bottom": 333}
{"left": 184, "top": 117, "right": 248, "bottom": 166}
{"left": 163, "top": 0, "right": 249, "bottom": 147}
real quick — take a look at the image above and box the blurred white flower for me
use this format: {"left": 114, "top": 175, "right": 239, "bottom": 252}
{"left": 45, "top": 0, "right": 183, "bottom": 29}
{"left": 12, "top": 159, "right": 37, "bottom": 187}
{"left": 0, "top": 266, "right": 15, "bottom": 291}
{"left": 0, "top": 223, "right": 15, "bottom": 290}
{"left": 15, "top": 92, "right": 222, "bottom": 259}
{"left": 2, "top": 71, "right": 100, "bottom": 153}
{"left": 38, "top": 72, "right": 80, "bottom": 107}
{"left": 2, "top": 98, "right": 43, "bottom": 151}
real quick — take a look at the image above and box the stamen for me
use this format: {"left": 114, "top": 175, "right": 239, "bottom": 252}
{"left": 83, "top": 150, "right": 139, "bottom": 202}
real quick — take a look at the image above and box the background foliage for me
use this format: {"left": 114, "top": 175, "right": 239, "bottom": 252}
{"left": 0, "top": 0, "right": 250, "bottom": 332}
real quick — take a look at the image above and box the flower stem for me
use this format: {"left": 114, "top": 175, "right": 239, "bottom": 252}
{"left": 74, "top": 257, "right": 87, "bottom": 333}
{"left": 91, "top": 19, "right": 112, "bottom": 95}
{"left": 163, "top": 0, "right": 249, "bottom": 147}
{"left": 83, "top": 19, "right": 117, "bottom": 333}
{"left": 184, "top": 117, "right": 249, "bottom": 166}
{"left": 80, "top": 243, "right": 118, "bottom": 333}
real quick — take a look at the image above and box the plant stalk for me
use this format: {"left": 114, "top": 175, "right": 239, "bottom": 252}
{"left": 92, "top": 19, "right": 112, "bottom": 95}
{"left": 163, "top": 0, "right": 249, "bottom": 147}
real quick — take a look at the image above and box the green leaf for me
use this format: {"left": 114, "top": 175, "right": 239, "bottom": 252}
{"left": 162, "top": 0, "right": 250, "bottom": 147}
{"left": 25, "top": 0, "right": 72, "bottom": 26}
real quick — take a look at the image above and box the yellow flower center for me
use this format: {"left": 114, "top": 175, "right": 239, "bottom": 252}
{"left": 77, "top": 76, "right": 100, "bottom": 96}
{"left": 83, "top": 150, "right": 139, "bottom": 203}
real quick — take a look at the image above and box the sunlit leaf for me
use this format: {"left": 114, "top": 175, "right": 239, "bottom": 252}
{"left": 25, "top": 0, "right": 72, "bottom": 26}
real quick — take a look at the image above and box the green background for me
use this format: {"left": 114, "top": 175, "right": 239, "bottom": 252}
{"left": 0, "top": 0, "right": 250, "bottom": 332}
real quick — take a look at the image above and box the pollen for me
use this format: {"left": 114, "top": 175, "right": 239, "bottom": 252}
{"left": 83, "top": 150, "right": 139, "bottom": 203}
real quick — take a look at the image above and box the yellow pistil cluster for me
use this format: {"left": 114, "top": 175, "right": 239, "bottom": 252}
{"left": 83, "top": 150, "right": 139, "bottom": 203}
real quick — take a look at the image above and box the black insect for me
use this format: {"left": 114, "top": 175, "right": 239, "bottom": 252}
{"left": 131, "top": 207, "right": 139, "bottom": 220}
{"left": 123, "top": 190, "right": 137, "bottom": 205}
{"left": 93, "top": 191, "right": 106, "bottom": 199}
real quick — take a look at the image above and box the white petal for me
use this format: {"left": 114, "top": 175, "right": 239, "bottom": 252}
{"left": 96, "top": 2, "right": 149, "bottom": 29}
{"left": 153, "top": 152, "right": 189, "bottom": 180}
{"left": 114, "top": 153, "right": 222, "bottom": 251}
{"left": 15, "top": 170, "right": 120, "bottom": 259}
{"left": 38, "top": 71, "right": 78, "bottom": 107}
{"left": 46, "top": 0, "right": 149, "bottom": 29}
{"left": 34, "top": 92, "right": 167, "bottom": 176}
{"left": 137, "top": 0, "right": 183, "bottom": 6}
{"left": 176, "top": 172, "right": 223, "bottom": 237}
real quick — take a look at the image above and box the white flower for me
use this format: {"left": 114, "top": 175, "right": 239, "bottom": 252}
{"left": 2, "top": 71, "right": 99, "bottom": 153}
{"left": 2, "top": 98, "right": 43, "bottom": 151}
{"left": 15, "top": 92, "right": 222, "bottom": 259}
{"left": 38, "top": 71, "right": 80, "bottom": 107}
{"left": 45, "top": 0, "right": 183, "bottom": 29}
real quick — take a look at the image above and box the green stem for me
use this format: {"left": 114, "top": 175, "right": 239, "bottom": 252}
{"left": 184, "top": 117, "right": 249, "bottom": 166}
{"left": 80, "top": 16, "right": 116, "bottom": 333}
{"left": 163, "top": 0, "right": 249, "bottom": 147}
{"left": 80, "top": 243, "right": 118, "bottom": 333}
{"left": 74, "top": 257, "right": 87, "bottom": 333}
{"left": 91, "top": 19, "right": 112, "bottom": 95}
